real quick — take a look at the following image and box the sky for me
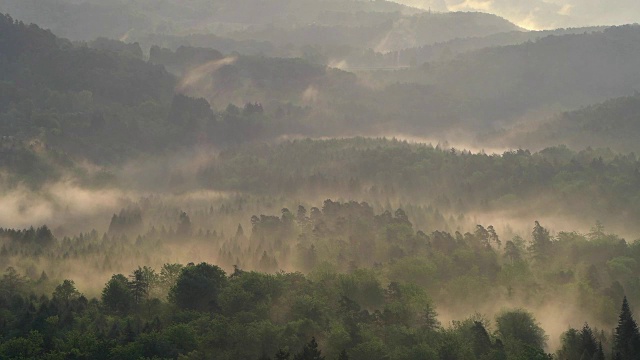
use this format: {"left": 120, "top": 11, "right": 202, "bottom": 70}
{"left": 398, "top": 0, "right": 640, "bottom": 30}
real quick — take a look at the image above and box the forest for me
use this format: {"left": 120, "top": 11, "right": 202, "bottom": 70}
{"left": 1, "top": 200, "right": 640, "bottom": 359}
{"left": 1, "top": 0, "right": 640, "bottom": 359}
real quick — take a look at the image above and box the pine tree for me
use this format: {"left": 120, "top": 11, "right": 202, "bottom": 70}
{"left": 579, "top": 323, "right": 597, "bottom": 358}
{"left": 613, "top": 296, "right": 640, "bottom": 360}
{"left": 592, "top": 342, "right": 605, "bottom": 360}
{"left": 529, "top": 221, "right": 552, "bottom": 262}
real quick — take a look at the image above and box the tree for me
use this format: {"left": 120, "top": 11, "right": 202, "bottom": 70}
{"left": 169, "top": 262, "right": 227, "bottom": 311}
{"left": 129, "top": 267, "right": 151, "bottom": 305}
{"left": 0, "top": 331, "right": 44, "bottom": 359}
{"left": 593, "top": 342, "right": 605, "bottom": 360}
{"left": 294, "top": 337, "right": 325, "bottom": 360}
{"left": 557, "top": 328, "right": 580, "bottom": 360}
{"left": 504, "top": 240, "right": 522, "bottom": 263}
{"left": 159, "top": 263, "right": 183, "bottom": 296}
{"left": 557, "top": 324, "right": 599, "bottom": 360}
{"left": 420, "top": 302, "right": 440, "bottom": 331}
{"left": 35, "top": 225, "right": 55, "bottom": 247}
{"left": 579, "top": 324, "right": 597, "bottom": 358}
{"left": 0, "top": 267, "right": 26, "bottom": 299}
{"left": 495, "top": 309, "right": 546, "bottom": 350}
{"left": 529, "top": 221, "right": 552, "bottom": 262}
{"left": 101, "top": 274, "right": 134, "bottom": 314}
{"left": 487, "top": 225, "right": 501, "bottom": 248}
{"left": 297, "top": 205, "right": 307, "bottom": 221}
{"left": 177, "top": 211, "right": 192, "bottom": 237}
{"left": 587, "top": 221, "right": 605, "bottom": 240}
{"left": 470, "top": 321, "right": 493, "bottom": 357}
{"left": 613, "top": 296, "right": 640, "bottom": 360}
{"left": 53, "top": 279, "right": 81, "bottom": 302}
{"left": 474, "top": 225, "right": 491, "bottom": 248}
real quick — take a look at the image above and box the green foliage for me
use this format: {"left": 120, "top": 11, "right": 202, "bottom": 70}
{"left": 495, "top": 309, "right": 547, "bottom": 355}
{"left": 102, "top": 274, "right": 134, "bottom": 315}
{"left": 0, "top": 330, "right": 44, "bottom": 359}
{"left": 53, "top": 279, "right": 81, "bottom": 302}
{"left": 613, "top": 296, "right": 640, "bottom": 359}
{"left": 199, "top": 139, "right": 640, "bottom": 229}
{"left": 169, "top": 263, "right": 228, "bottom": 311}
{"left": 529, "top": 221, "right": 553, "bottom": 262}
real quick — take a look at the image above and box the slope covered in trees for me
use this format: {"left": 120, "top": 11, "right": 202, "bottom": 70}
{"left": 0, "top": 14, "right": 304, "bottom": 164}
{"left": 370, "top": 25, "right": 640, "bottom": 126}
{"left": 0, "top": 0, "right": 520, "bottom": 52}
{"left": 502, "top": 93, "right": 640, "bottom": 153}
{"left": 197, "top": 138, "right": 640, "bottom": 232}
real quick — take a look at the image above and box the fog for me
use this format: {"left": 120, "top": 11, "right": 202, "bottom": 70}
{"left": 1, "top": 1, "right": 639, "bottom": 358}
{"left": 176, "top": 56, "right": 238, "bottom": 95}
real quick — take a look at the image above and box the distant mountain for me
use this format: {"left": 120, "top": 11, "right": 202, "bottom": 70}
{"left": 0, "top": 0, "right": 149, "bottom": 41}
{"left": 148, "top": 45, "right": 349, "bottom": 108}
{"left": 0, "top": 0, "right": 419, "bottom": 41}
{"left": 226, "top": 12, "right": 521, "bottom": 51}
{"left": 0, "top": 14, "right": 378, "bottom": 163}
{"left": 0, "top": 13, "right": 177, "bottom": 163}
{"left": 0, "top": 0, "right": 519, "bottom": 53}
{"left": 383, "top": 26, "right": 609, "bottom": 68}
{"left": 11, "top": 10, "right": 640, "bottom": 166}
{"left": 502, "top": 94, "right": 640, "bottom": 153}
{"left": 0, "top": 14, "right": 173, "bottom": 106}
{"left": 370, "top": 25, "right": 640, "bottom": 126}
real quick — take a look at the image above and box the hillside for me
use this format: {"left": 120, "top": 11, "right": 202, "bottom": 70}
{"left": 369, "top": 25, "right": 640, "bottom": 126}
{"left": 0, "top": 0, "right": 519, "bottom": 52}
{"left": 382, "top": 26, "right": 609, "bottom": 68}
{"left": 502, "top": 93, "right": 640, "bottom": 153}
{"left": 0, "top": 0, "right": 419, "bottom": 41}
{"left": 0, "top": 14, "right": 306, "bottom": 165}
{"left": 227, "top": 11, "right": 521, "bottom": 51}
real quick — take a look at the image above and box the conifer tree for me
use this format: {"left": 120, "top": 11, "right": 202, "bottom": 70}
{"left": 613, "top": 296, "right": 640, "bottom": 360}
{"left": 593, "top": 342, "right": 605, "bottom": 360}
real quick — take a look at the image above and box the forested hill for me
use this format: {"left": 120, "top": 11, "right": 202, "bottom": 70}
{"left": 502, "top": 93, "right": 640, "bottom": 153}
{"left": 225, "top": 11, "right": 521, "bottom": 51}
{"left": 0, "top": 14, "right": 298, "bottom": 165}
{"left": 0, "top": 14, "right": 174, "bottom": 106}
{"left": 371, "top": 25, "right": 640, "bottom": 125}
{"left": 0, "top": 0, "right": 520, "bottom": 50}
{"left": 381, "top": 25, "right": 609, "bottom": 68}
{"left": 196, "top": 138, "right": 640, "bottom": 234}
{"left": 0, "top": 13, "right": 177, "bottom": 164}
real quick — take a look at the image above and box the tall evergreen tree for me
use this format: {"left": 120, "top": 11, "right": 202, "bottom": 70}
{"left": 579, "top": 323, "right": 598, "bottom": 358}
{"left": 529, "top": 221, "right": 552, "bottom": 262}
{"left": 593, "top": 342, "right": 605, "bottom": 360}
{"left": 613, "top": 296, "right": 640, "bottom": 360}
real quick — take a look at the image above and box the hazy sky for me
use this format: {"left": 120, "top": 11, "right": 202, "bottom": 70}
{"left": 400, "top": 0, "right": 640, "bottom": 29}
